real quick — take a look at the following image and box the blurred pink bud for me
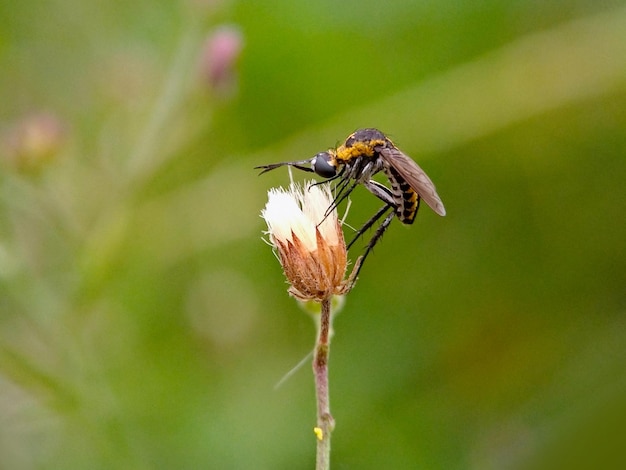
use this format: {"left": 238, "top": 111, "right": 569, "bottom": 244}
{"left": 200, "top": 25, "right": 244, "bottom": 94}
{"left": 1, "top": 112, "right": 66, "bottom": 173}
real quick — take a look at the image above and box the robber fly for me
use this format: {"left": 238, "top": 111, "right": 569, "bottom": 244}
{"left": 256, "top": 128, "right": 446, "bottom": 276}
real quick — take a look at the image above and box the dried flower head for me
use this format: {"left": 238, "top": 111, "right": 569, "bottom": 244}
{"left": 262, "top": 181, "right": 350, "bottom": 301}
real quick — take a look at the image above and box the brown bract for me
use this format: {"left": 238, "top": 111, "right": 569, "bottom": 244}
{"left": 272, "top": 223, "right": 347, "bottom": 301}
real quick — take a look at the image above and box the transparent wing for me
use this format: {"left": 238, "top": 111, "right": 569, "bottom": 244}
{"left": 379, "top": 146, "right": 446, "bottom": 216}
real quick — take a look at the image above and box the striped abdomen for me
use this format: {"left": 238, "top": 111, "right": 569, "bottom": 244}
{"left": 384, "top": 164, "right": 419, "bottom": 225}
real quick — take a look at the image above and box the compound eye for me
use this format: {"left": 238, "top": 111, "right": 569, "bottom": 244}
{"left": 312, "top": 152, "right": 336, "bottom": 178}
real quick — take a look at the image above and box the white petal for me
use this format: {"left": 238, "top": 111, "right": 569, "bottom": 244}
{"left": 262, "top": 185, "right": 316, "bottom": 251}
{"left": 302, "top": 183, "right": 339, "bottom": 246}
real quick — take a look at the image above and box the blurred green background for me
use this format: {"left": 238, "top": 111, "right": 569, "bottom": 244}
{"left": 1, "top": 0, "right": 625, "bottom": 468}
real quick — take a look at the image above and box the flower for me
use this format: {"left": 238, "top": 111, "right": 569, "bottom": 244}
{"left": 261, "top": 181, "right": 349, "bottom": 301}
{"left": 200, "top": 25, "right": 244, "bottom": 94}
{"left": 1, "top": 112, "right": 66, "bottom": 172}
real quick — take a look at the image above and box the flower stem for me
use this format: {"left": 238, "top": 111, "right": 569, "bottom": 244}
{"left": 314, "top": 298, "right": 334, "bottom": 470}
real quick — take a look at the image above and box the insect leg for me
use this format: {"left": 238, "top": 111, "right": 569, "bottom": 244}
{"left": 309, "top": 166, "right": 345, "bottom": 189}
{"left": 346, "top": 204, "right": 392, "bottom": 250}
{"left": 314, "top": 171, "right": 358, "bottom": 228}
{"left": 349, "top": 209, "right": 396, "bottom": 281}
{"left": 362, "top": 179, "right": 396, "bottom": 206}
{"left": 326, "top": 178, "right": 359, "bottom": 217}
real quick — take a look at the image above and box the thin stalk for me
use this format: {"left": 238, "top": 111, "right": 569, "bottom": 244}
{"left": 126, "top": 25, "right": 202, "bottom": 184}
{"left": 313, "top": 298, "right": 335, "bottom": 470}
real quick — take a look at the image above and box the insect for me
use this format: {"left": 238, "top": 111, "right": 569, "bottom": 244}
{"left": 256, "top": 128, "right": 446, "bottom": 276}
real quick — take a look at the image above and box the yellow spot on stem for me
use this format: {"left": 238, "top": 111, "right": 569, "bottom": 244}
{"left": 313, "top": 427, "right": 324, "bottom": 440}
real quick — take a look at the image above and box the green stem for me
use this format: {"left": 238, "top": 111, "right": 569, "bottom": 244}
{"left": 314, "top": 298, "right": 334, "bottom": 470}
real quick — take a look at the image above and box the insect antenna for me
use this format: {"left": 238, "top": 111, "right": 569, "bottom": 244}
{"left": 255, "top": 160, "right": 314, "bottom": 175}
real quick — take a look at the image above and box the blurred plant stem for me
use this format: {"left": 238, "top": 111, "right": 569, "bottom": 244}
{"left": 126, "top": 24, "right": 205, "bottom": 186}
{"left": 80, "top": 22, "right": 207, "bottom": 298}
{"left": 313, "top": 298, "right": 334, "bottom": 470}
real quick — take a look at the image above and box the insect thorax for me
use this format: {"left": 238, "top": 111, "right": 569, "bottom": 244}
{"left": 337, "top": 128, "right": 389, "bottom": 161}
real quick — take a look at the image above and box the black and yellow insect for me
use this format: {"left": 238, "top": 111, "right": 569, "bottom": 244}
{"left": 257, "top": 128, "right": 446, "bottom": 273}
